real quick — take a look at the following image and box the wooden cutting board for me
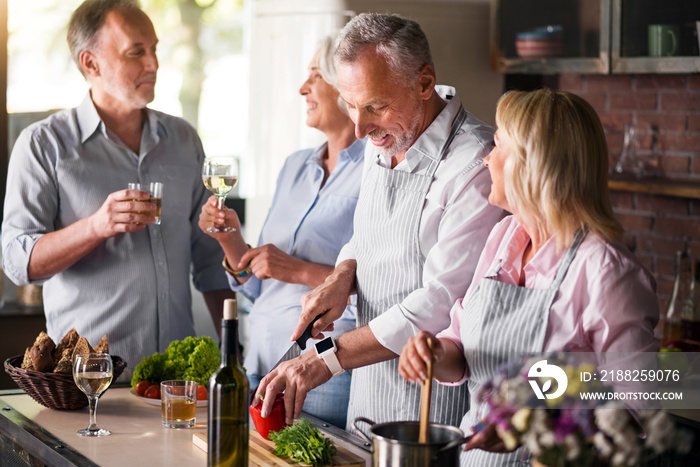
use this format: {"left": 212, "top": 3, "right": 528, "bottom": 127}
{"left": 193, "top": 430, "right": 366, "bottom": 466}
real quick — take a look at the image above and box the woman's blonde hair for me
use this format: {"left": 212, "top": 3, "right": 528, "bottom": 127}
{"left": 495, "top": 89, "right": 623, "bottom": 250}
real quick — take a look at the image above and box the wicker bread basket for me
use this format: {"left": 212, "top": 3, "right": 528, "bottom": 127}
{"left": 4, "top": 355, "right": 127, "bottom": 410}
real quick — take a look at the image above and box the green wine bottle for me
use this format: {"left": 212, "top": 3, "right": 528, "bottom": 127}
{"left": 208, "top": 298, "right": 249, "bottom": 466}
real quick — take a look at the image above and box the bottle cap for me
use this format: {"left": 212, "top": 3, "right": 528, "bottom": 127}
{"left": 223, "top": 298, "right": 237, "bottom": 320}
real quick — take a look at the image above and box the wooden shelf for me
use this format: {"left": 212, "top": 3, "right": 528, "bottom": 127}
{"left": 608, "top": 178, "right": 700, "bottom": 200}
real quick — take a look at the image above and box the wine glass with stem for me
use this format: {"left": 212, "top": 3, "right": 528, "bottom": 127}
{"left": 72, "top": 353, "right": 113, "bottom": 437}
{"left": 202, "top": 157, "right": 239, "bottom": 233}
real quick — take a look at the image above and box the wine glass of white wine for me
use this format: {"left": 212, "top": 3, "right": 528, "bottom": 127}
{"left": 202, "top": 157, "right": 239, "bottom": 233}
{"left": 72, "top": 353, "right": 113, "bottom": 437}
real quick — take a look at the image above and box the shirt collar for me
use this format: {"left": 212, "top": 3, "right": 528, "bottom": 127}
{"left": 498, "top": 220, "right": 562, "bottom": 283}
{"left": 307, "top": 138, "right": 365, "bottom": 168}
{"left": 76, "top": 93, "right": 165, "bottom": 152}
{"left": 339, "top": 138, "right": 365, "bottom": 162}
{"left": 403, "top": 85, "right": 461, "bottom": 169}
{"left": 372, "top": 85, "right": 460, "bottom": 171}
{"left": 76, "top": 94, "right": 102, "bottom": 144}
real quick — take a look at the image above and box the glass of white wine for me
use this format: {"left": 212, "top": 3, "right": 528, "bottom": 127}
{"left": 202, "top": 157, "right": 239, "bottom": 233}
{"left": 72, "top": 353, "right": 113, "bottom": 437}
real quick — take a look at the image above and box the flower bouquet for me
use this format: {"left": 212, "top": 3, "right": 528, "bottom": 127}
{"left": 477, "top": 353, "right": 693, "bottom": 467}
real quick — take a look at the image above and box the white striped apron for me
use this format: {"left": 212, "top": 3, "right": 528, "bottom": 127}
{"left": 458, "top": 230, "right": 587, "bottom": 466}
{"left": 347, "top": 105, "right": 471, "bottom": 434}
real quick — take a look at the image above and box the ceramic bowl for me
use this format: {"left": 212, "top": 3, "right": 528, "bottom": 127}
{"left": 516, "top": 25, "right": 564, "bottom": 58}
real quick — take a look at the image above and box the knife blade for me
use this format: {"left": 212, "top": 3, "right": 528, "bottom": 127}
{"left": 271, "top": 314, "right": 322, "bottom": 370}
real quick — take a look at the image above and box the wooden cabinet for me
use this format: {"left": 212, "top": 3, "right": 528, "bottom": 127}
{"left": 492, "top": 0, "right": 700, "bottom": 74}
{"left": 0, "top": 304, "right": 45, "bottom": 390}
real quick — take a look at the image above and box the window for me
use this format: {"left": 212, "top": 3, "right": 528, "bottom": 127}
{"left": 6, "top": 0, "right": 247, "bottom": 195}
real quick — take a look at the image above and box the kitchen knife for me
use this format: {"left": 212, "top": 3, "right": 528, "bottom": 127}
{"left": 271, "top": 314, "right": 322, "bottom": 370}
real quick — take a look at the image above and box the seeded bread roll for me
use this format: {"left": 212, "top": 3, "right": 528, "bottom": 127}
{"left": 53, "top": 348, "right": 74, "bottom": 374}
{"left": 71, "top": 337, "right": 94, "bottom": 360}
{"left": 53, "top": 328, "right": 79, "bottom": 365}
{"left": 94, "top": 335, "right": 109, "bottom": 354}
{"left": 21, "top": 347, "right": 34, "bottom": 370}
{"left": 30, "top": 332, "right": 56, "bottom": 372}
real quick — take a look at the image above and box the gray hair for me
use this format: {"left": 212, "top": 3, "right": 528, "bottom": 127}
{"left": 334, "top": 13, "right": 433, "bottom": 87}
{"left": 316, "top": 34, "right": 339, "bottom": 88}
{"left": 67, "top": 0, "right": 143, "bottom": 78}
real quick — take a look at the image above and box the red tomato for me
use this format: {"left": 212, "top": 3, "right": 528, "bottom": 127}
{"left": 196, "top": 384, "right": 208, "bottom": 401}
{"left": 249, "top": 392, "right": 289, "bottom": 439}
{"left": 144, "top": 384, "right": 161, "bottom": 399}
{"left": 135, "top": 380, "right": 150, "bottom": 397}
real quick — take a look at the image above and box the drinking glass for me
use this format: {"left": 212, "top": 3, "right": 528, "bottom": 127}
{"left": 72, "top": 353, "right": 113, "bottom": 437}
{"left": 202, "top": 157, "right": 239, "bottom": 232}
{"left": 161, "top": 380, "right": 198, "bottom": 428}
{"left": 127, "top": 182, "right": 163, "bottom": 225}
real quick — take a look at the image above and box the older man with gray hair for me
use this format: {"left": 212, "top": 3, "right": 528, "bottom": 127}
{"left": 2, "top": 0, "right": 233, "bottom": 375}
{"left": 253, "top": 13, "right": 504, "bottom": 432}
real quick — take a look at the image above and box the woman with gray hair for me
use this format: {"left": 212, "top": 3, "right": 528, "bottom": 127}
{"left": 199, "top": 34, "right": 365, "bottom": 427}
{"left": 399, "top": 89, "right": 658, "bottom": 466}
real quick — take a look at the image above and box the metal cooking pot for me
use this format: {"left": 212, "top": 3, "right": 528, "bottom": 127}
{"left": 352, "top": 417, "right": 470, "bottom": 467}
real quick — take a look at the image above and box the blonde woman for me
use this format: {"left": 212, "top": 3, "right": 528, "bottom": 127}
{"left": 399, "top": 89, "right": 659, "bottom": 466}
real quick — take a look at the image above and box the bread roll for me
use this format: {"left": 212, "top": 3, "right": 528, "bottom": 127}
{"left": 53, "top": 328, "right": 79, "bottom": 365}
{"left": 71, "top": 336, "right": 94, "bottom": 360}
{"left": 21, "top": 347, "right": 34, "bottom": 370}
{"left": 30, "top": 332, "right": 56, "bottom": 372}
{"left": 53, "top": 348, "right": 73, "bottom": 374}
{"left": 94, "top": 334, "right": 109, "bottom": 354}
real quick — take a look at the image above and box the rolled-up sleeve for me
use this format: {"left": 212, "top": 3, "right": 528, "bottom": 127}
{"left": 335, "top": 237, "right": 355, "bottom": 265}
{"left": 2, "top": 128, "right": 58, "bottom": 286}
{"left": 369, "top": 164, "right": 504, "bottom": 355}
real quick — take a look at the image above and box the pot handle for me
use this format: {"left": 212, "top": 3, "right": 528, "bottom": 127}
{"left": 436, "top": 435, "right": 472, "bottom": 454}
{"left": 351, "top": 417, "right": 375, "bottom": 446}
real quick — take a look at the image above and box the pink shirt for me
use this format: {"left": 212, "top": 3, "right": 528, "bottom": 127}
{"left": 437, "top": 216, "right": 660, "bottom": 385}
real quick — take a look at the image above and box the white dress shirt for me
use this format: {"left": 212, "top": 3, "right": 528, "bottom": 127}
{"left": 337, "top": 86, "right": 506, "bottom": 354}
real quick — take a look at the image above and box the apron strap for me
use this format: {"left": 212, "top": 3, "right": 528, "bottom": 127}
{"left": 442, "top": 104, "right": 467, "bottom": 159}
{"left": 549, "top": 228, "right": 588, "bottom": 291}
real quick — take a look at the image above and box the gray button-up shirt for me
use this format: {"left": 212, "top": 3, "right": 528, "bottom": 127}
{"left": 2, "top": 94, "right": 229, "bottom": 369}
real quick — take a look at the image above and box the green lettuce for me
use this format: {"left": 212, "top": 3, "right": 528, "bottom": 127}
{"left": 131, "top": 336, "right": 219, "bottom": 387}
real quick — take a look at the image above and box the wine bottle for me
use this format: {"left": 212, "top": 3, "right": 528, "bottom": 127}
{"left": 208, "top": 298, "right": 249, "bottom": 466}
{"left": 664, "top": 251, "right": 690, "bottom": 346}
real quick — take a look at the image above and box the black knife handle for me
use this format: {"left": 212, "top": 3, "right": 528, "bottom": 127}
{"left": 296, "top": 314, "right": 322, "bottom": 350}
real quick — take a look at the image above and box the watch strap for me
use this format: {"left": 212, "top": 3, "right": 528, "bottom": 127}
{"left": 321, "top": 350, "right": 345, "bottom": 377}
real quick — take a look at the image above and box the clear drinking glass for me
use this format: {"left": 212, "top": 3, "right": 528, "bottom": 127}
{"left": 72, "top": 353, "right": 113, "bottom": 437}
{"left": 161, "top": 380, "right": 198, "bottom": 428}
{"left": 202, "top": 157, "right": 239, "bottom": 232}
{"left": 127, "top": 182, "right": 163, "bottom": 225}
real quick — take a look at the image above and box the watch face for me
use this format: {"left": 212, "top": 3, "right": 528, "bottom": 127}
{"left": 315, "top": 337, "right": 334, "bottom": 353}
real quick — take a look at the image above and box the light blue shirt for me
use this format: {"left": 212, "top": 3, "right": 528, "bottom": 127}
{"left": 233, "top": 138, "right": 366, "bottom": 376}
{"left": 2, "top": 94, "right": 230, "bottom": 369}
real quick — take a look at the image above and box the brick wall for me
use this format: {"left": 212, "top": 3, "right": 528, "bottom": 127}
{"left": 556, "top": 74, "right": 700, "bottom": 311}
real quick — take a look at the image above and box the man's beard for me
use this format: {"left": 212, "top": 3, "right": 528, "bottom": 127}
{"left": 370, "top": 102, "right": 424, "bottom": 158}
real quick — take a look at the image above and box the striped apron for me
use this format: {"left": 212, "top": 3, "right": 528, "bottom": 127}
{"left": 458, "top": 230, "right": 586, "bottom": 466}
{"left": 347, "top": 105, "right": 471, "bottom": 434}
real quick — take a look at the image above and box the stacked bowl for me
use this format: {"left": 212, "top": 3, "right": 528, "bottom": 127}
{"left": 515, "top": 25, "right": 564, "bottom": 58}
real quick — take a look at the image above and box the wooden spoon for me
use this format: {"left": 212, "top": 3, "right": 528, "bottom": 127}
{"left": 418, "top": 337, "right": 434, "bottom": 445}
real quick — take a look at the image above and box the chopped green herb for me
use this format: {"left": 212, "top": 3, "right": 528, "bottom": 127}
{"left": 269, "top": 419, "right": 337, "bottom": 466}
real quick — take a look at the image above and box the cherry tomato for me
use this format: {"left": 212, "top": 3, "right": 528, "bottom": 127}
{"left": 135, "top": 380, "right": 150, "bottom": 397}
{"left": 196, "top": 384, "right": 208, "bottom": 401}
{"left": 144, "top": 384, "right": 161, "bottom": 399}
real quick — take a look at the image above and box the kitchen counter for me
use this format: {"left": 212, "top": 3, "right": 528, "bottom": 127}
{"left": 0, "top": 387, "right": 371, "bottom": 466}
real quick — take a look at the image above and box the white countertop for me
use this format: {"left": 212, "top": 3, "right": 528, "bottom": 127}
{"left": 0, "top": 387, "right": 371, "bottom": 466}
